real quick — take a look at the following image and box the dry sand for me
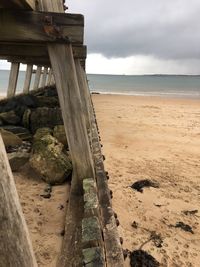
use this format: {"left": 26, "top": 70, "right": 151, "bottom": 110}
{"left": 14, "top": 166, "right": 70, "bottom": 267}
{"left": 93, "top": 94, "right": 200, "bottom": 267}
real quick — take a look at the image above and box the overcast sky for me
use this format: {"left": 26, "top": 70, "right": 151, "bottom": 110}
{"left": 1, "top": 0, "right": 200, "bottom": 74}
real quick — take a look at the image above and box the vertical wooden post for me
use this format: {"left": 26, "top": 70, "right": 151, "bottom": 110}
{"left": 75, "top": 59, "right": 91, "bottom": 131}
{"left": 7, "top": 62, "right": 20, "bottom": 98}
{"left": 23, "top": 64, "right": 33, "bottom": 94}
{"left": 39, "top": 0, "right": 94, "bottom": 183}
{"left": 45, "top": 68, "right": 49, "bottom": 86}
{"left": 47, "top": 68, "right": 52, "bottom": 86}
{"left": 48, "top": 44, "right": 94, "bottom": 182}
{"left": 33, "top": 66, "right": 42, "bottom": 90}
{"left": 41, "top": 66, "right": 48, "bottom": 88}
{"left": 0, "top": 135, "right": 38, "bottom": 267}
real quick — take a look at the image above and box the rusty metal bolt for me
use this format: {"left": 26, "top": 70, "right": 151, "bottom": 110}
{"left": 120, "top": 237, "right": 123, "bottom": 245}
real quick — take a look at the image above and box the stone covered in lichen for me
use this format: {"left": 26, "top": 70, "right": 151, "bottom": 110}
{"left": 29, "top": 128, "right": 72, "bottom": 184}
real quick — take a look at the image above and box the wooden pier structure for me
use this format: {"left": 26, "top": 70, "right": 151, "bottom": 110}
{"left": 0, "top": 1, "right": 124, "bottom": 266}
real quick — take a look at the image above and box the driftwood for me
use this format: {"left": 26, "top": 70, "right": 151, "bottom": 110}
{"left": 0, "top": 135, "right": 37, "bottom": 267}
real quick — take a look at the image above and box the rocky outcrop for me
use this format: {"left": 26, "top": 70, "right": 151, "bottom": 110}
{"left": 0, "top": 110, "right": 21, "bottom": 125}
{"left": 29, "top": 128, "right": 72, "bottom": 184}
{"left": 29, "top": 107, "right": 63, "bottom": 133}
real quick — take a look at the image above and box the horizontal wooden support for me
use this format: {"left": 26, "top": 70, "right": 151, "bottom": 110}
{"left": 4, "top": 56, "right": 51, "bottom": 67}
{"left": 0, "top": 9, "right": 84, "bottom": 44}
{"left": 0, "top": 43, "right": 87, "bottom": 59}
{"left": 0, "top": 0, "right": 35, "bottom": 10}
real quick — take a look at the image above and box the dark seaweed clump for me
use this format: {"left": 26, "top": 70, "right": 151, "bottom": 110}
{"left": 130, "top": 179, "right": 159, "bottom": 193}
{"left": 130, "top": 250, "right": 160, "bottom": 267}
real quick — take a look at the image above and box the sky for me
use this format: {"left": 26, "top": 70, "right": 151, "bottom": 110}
{"left": 1, "top": 0, "right": 200, "bottom": 75}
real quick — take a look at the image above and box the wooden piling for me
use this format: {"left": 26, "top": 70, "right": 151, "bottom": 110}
{"left": 33, "top": 66, "right": 41, "bottom": 90}
{"left": 0, "top": 135, "right": 38, "bottom": 267}
{"left": 41, "top": 66, "right": 48, "bottom": 88}
{"left": 7, "top": 62, "right": 20, "bottom": 97}
{"left": 23, "top": 64, "right": 33, "bottom": 93}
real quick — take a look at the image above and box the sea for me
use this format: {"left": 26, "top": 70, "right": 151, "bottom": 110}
{"left": 0, "top": 70, "right": 200, "bottom": 99}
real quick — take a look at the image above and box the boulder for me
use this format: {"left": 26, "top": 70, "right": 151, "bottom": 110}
{"left": 0, "top": 126, "right": 32, "bottom": 141}
{"left": 0, "top": 129, "right": 22, "bottom": 148}
{"left": 53, "top": 125, "right": 68, "bottom": 147}
{"left": 30, "top": 130, "right": 72, "bottom": 184}
{"left": 33, "top": 127, "right": 52, "bottom": 140}
{"left": 8, "top": 151, "right": 30, "bottom": 172}
{"left": 29, "top": 107, "right": 63, "bottom": 133}
{"left": 37, "top": 96, "right": 59, "bottom": 108}
{"left": 0, "top": 110, "right": 21, "bottom": 125}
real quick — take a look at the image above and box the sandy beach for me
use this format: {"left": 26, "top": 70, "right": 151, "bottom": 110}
{"left": 93, "top": 94, "right": 200, "bottom": 267}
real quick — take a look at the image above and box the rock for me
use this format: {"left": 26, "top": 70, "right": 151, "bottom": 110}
{"left": 0, "top": 94, "right": 38, "bottom": 116}
{"left": 29, "top": 107, "right": 63, "bottom": 133}
{"left": 0, "top": 110, "right": 21, "bottom": 125}
{"left": 30, "top": 131, "right": 72, "bottom": 184}
{"left": 8, "top": 151, "right": 30, "bottom": 172}
{"left": 0, "top": 126, "right": 32, "bottom": 141}
{"left": 33, "top": 127, "right": 53, "bottom": 140}
{"left": 53, "top": 125, "right": 68, "bottom": 146}
{"left": 0, "top": 129, "right": 22, "bottom": 148}
{"left": 37, "top": 96, "right": 59, "bottom": 108}
{"left": 22, "top": 109, "right": 31, "bottom": 129}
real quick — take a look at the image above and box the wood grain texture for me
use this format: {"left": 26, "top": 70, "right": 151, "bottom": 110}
{"left": 0, "top": 0, "right": 35, "bottom": 10}
{"left": 23, "top": 64, "right": 33, "bottom": 93}
{"left": 0, "top": 135, "right": 37, "bottom": 267}
{"left": 7, "top": 62, "right": 20, "bottom": 98}
{"left": 0, "top": 9, "right": 84, "bottom": 44}
{"left": 33, "top": 66, "right": 42, "bottom": 90}
{"left": 75, "top": 59, "right": 91, "bottom": 131}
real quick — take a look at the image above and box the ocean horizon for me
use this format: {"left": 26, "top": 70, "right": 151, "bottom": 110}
{"left": 0, "top": 70, "right": 200, "bottom": 99}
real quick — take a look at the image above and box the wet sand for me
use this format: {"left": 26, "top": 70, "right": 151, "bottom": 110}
{"left": 93, "top": 94, "right": 200, "bottom": 267}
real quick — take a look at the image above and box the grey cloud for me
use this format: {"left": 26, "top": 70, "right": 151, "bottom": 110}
{"left": 69, "top": 0, "right": 200, "bottom": 60}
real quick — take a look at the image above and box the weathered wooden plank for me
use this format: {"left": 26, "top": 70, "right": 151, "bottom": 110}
{"left": 23, "top": 64, "right": 33, "bottom": 93}
{"left": 0, "top": 0, "right": 35, "bottom": 10}
{"left": 41, "top": 67, "right": 48, "bottom": 87}
{"left": 7, "top": 62, "right": 20, "bottom": 98}
{"left": 0, "top": 134, "right": 37, "bottom": 267}
{"left": 33, "top": 66, "right": 42, "bottom": 90}
{"left": 0, "top": 43, "right": 87, "bottom": 59}
{"left": 0, "top": 9, "right": 84, "bottom": 44}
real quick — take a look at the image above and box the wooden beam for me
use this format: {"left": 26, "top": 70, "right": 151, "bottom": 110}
{"left": 5, "top": 56, "right": 51, "bottom": 67}
{"left": 41, "top": 67, "right": 48, "bottom": 87}
{"left": 23, "top": 64, "right": 33, "bottom": 93}
{"left": 33, "top": 66, "right": 42, "bottom": 90}
{"left": 0, "top": 43, "right": 87, "bottom": 59}
{"left": 0, "top": 0, "right": 36, "bottom": 10}
{"left": 0, "top": 135, "right": 37, "bottom": 267}
{"left": 7, "top": 62, "right": 20, "bottom": 98}
{"left": 0, "top": 9, "right": 84, "bottom": 44}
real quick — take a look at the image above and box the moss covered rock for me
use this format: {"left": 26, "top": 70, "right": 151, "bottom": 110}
{"left": 29, "top": 129, "right": 72, "bottom": 184}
